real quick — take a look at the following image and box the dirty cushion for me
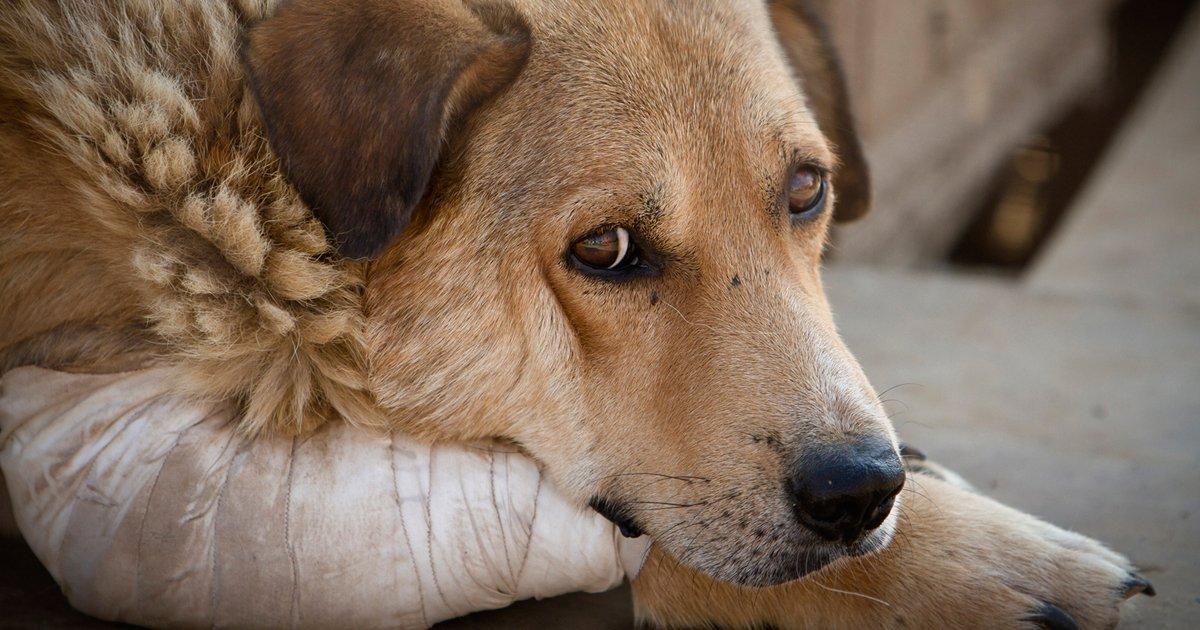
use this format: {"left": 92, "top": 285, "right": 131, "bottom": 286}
{"left": 0, "top": 367, "right": 648, "bottom": 628}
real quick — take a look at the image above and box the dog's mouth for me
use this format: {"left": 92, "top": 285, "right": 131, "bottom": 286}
{"left": 739, "top": 513, "right": 899, "bottom": 587}
{"left": 588, "top": 493, "right": 900, "bottom": 586}
{"left": 800, "top": 516, "right": 897, "bottom": 571}
{"left": 588, "top": 495, "right": 645, "bottom": 538}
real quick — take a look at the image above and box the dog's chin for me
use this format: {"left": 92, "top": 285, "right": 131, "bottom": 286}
{"left": 711, "top": 509, "right": 900, "bottom": 588}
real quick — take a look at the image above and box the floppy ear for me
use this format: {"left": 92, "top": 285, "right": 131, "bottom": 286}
{"left": 768, "top": 1, "right": 871, "bottom": 222}
{"left": 243, "top": 0, "right": 530, "bottom": 259}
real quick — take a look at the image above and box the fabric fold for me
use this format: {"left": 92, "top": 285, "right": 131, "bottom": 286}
{"left": 0, "top": 366, "right": 641, "bottom": 628}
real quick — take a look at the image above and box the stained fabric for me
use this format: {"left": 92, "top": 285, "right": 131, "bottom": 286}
{"left": 0, "top": 367, "right": 650, "bottom": 628}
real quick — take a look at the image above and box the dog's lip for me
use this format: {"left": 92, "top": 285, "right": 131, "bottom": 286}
{"left": 616, "top": 522, "right": 643, "bottom": 538}
{"left": 787, "top": 550, "right": 841, "bottom": 580}
{"left": 587, "top": 496, "right": 645, "bottom": 538}
{"left": 733, "top": 547, "right": 844, "bottom": 587}
{"left": 773, "top": 541, "right": 871, "bottom": 583}
{"left": 736, "top": 523, "right": 895, "bottom": 587}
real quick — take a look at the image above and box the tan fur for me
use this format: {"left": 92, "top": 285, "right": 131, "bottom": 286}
{"left": 633, "top": 472, "right": 1143, "bottom": 628}
{"left": 0, "top": 0, "right": 382, "bottom": 435}
{"left": 0, "top": 1, "right": 1146, "bottom": 626}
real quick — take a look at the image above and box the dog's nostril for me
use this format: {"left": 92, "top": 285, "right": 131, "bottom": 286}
{"left": 862, "top": 492, "right": 898, "bottom": 531}
{"left": 807, "top": 498, "right": 844, "bottom": 523}
{"left": 789, "top": 438, "right": 905, "bottom": 543}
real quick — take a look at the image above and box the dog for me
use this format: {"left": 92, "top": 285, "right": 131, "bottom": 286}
{"left": 0, "top": 0, "right": 1153, "bottom": 626}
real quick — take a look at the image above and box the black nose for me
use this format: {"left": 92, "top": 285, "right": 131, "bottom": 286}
{"left": 789, "top": 438, "right": 905, "bottom": 543}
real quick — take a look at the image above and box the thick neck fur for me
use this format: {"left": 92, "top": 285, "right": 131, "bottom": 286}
{"left": 0, "top": 0, "right": 382, "bottom": 435}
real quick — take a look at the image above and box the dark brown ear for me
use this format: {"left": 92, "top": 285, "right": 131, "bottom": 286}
{"left": 243, "top": 0, "right": 530, "bottom": 259}
{"left": 768, "top": 1, "right": 871, "bottom": 222}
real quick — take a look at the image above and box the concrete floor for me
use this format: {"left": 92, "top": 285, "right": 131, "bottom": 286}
{"left": 825, "top": 11, "right": 1200, "bottom": 626}
{"left": 1028, "top": 9, "right": 1200, "bottom": 310}
{"left": 826, "top": 267, "right": 1199, "bottom": 628}
{"left": 2, "top": 7, "right": 1198, "bottom": 630}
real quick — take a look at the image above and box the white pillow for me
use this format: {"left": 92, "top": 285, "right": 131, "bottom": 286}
{"left": 0, "top": 367, "right": 649, "bottom": 628}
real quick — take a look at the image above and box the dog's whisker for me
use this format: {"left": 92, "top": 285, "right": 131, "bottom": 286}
{"left": 658, "top": 297, "right": 783, "bottom": 340}
{"left": 901, "top": 475, "right": 946, "bottom": 519}
{"left": 807, "top": 577, "right": 893, "bottom": 608}
{"left": 889, "top": 506, "right": 917, "bottom": 549}
{"left": 593, "top": 471, "right": 711, "bottom": 483}
{"left": 875, "top": 382, "right": 920, "bottom": 399}
{"left": 655, "top": 518, "right": 701, "bottom": 542}
{"left": 892, "top": 418, "right": 935, "bottom": 430}
{"left": 877, "top": 398, "right": 910, "bottom": 413}
{"left": 626, "top": 500, "right": 710, "bottom": 509}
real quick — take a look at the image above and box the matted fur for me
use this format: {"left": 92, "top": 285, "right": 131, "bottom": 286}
{"left": 0, "top": 0, "right": 383, "bottom": 435}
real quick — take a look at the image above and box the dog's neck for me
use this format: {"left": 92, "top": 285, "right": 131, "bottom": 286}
{"left": 0, "top": 1, "right": 381, "bottom": 436}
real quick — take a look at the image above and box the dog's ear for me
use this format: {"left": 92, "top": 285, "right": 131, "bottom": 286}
{"left": 243, "top": 0, "right": 530, "bottom": 259}
{"left": 768, "top": 1, "right": 871, "bottom": 222}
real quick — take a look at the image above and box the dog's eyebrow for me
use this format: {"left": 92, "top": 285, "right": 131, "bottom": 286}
{"left": 761, "top": 111, "right": 836, "bottom": 173}
{"left": 785, "top": 142, "right": 834, "bottom": 171}
{"left": 637, "top": 186, "right": 665, "bottom": 223}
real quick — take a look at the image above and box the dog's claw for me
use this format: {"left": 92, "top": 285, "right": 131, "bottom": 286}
{"left": 1026, "top": 603, "right": 1080, "bottom": 630}
{"left": 1122, "top": 574, "right": 1156, "bottom": 598}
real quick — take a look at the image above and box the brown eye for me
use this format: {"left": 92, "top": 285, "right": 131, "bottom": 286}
{"left": 788, "top": 165, "right": 827, "bottom": 217}
{"left": 571, "top": 226, "right": 635, "bottom": 271}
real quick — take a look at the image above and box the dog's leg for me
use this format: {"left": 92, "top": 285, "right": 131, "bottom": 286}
{"left": 632, "top": 471, "right": 1151, "bottom": 629}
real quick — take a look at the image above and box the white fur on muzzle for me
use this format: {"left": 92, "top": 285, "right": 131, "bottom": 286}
{"left": 0, "top": 367, "right": 651, "bottom": 628}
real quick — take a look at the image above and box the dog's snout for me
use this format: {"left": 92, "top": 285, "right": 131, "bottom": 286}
{"left": 789, "top": 438, "right": 905, "bottom": 543}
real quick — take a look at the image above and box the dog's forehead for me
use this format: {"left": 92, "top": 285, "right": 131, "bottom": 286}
{"left": 489, "top": 0, "right": 830, "bottom": 169}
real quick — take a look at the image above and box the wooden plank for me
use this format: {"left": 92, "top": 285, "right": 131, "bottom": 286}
{"left": 1029, "top": 8, "right": 1200, "bottom": 308}
{"left": 825, "top": 0, "right": 1114, "bottom": 266}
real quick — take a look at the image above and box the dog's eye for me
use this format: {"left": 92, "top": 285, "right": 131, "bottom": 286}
{"left": 571, "top": 226, "right": 637, "bottom": 271}
{"left": 788, "top": 165, "right": 827, "bottom": 219}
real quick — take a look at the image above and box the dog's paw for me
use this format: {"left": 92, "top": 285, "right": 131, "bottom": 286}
{"left": 866, "top": 474, "right": 1153, "bottom": 629}
{"left": 632, "top": 473, "right": 1153, "bottom": 630}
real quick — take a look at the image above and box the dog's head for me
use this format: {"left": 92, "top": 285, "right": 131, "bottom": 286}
{"left": 245, "top": 0, "right": 898, "bottom": 586}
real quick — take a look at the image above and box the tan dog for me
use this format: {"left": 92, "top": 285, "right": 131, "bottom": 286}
{"left": 0, "top": 0, "right": 1152, "bottom": 626}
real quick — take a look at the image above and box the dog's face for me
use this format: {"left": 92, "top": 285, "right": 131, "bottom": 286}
{"left": 246, "top": 0, "right": 900, "bottom": 586}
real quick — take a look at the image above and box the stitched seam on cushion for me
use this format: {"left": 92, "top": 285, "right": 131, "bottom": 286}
{"left": 390, "top": 434, "right": 428, "bottom": 628}
{"left": 284, "top": 436, "right": 300, "bottom": 629}
{"left": 133, "top": 416, "right": 191, "bottom": 615}
{"left": 208, "top": 431, "right": 243, "bottom": 629}
{"left": 513, "top": 472, "right": 542, "bottom": 588}
{"left": 425, "top": 446, "right": 453, "bottom": 611}
{"left": 51, "top": 391, "right": 158, "bottom": 614}
{"left": 454, "top": 465, "right": 503, "bottom": 598}
{"left": 65, "top": 395, "right": 159, "bottom": 518}
{"left": 487, "top": 450, "right": 516, "bottom": 590}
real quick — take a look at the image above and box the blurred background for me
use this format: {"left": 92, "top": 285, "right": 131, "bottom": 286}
{"left": 816, "top": 0, "right": 1195, "bottom": 272}
{"left": 2, "top": 0, "right": 1197, "bottom": 627}
{"left": 817, "top": 0, "right": 1200, "bottom": 627}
